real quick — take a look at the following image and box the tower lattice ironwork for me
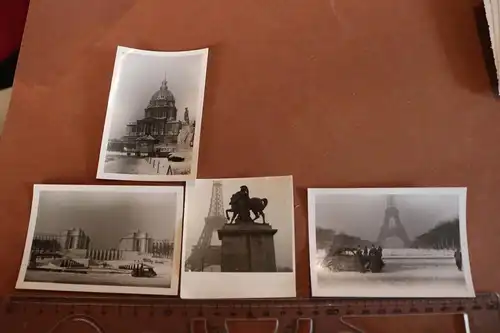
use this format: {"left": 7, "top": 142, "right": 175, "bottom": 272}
{"left": 207, "top": 181, "right": 224, "bottom": 217}
{"left": 376, "top": 195, "right": 411, "bottom": 247}
{"left": 186, "top": 181, "right": 226, "bottom": 271}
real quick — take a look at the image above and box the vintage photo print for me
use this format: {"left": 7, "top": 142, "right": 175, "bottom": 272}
{"left": 308, "top": 188, "right": 475, "bottom": 298}
{"left": 97, "top": 46, "right": 209, "bottom": 181}
{"left": 181, "top": 176, "right": 296, "bottom": 299}
{"left": 16, "top": 185, "right": 184, "bottom": 296}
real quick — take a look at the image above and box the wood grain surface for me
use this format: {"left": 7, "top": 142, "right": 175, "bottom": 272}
{"left": 0, "top": 0, "right": 498, "bottom": 332}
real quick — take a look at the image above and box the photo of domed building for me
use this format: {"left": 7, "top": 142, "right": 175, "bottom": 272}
{"left": 104, "top": 77, "right": 196, "bottom": 174}
{"left": 97, "top": 46, "right": 208, "bottom": 181}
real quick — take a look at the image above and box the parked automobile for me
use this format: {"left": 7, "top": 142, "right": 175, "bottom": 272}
{"left": 131, "top": 265, "right": 157, "bottom": 278}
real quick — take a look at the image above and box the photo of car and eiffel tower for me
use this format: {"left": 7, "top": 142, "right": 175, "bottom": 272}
{"left": 309, "top": 188, "right": 474, "bottom": 298}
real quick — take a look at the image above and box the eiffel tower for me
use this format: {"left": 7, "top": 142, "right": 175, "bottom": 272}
{"left": 185, "top": 181, "right": 226, "bottom": 271}
{"left": 376, "top": 195, "right": 411, "bottom": 247}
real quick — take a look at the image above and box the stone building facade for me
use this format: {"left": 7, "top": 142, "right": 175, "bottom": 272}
{"left": 60, "top": 228, "right": 90, "bottom": 250}
{"left": 33, "top": 228, "right": 90, "bottom": 251}
{"left": 86, "top": 248, "right": 122, "bottom": 261}
{"left": 32, "top": 228, "right": 173, "bottom": 261}
{"left": 118, "top": 230, "right": 173, "bottom": 258}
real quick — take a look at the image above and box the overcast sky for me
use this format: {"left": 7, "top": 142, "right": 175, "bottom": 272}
{"left": 108, "top": 49, "right": 207, "bottom": 139}
{"left": 34, "top": 190, "right": 178, "bottom": 248}
{"left": 184, "top": 177, "right": 294, "bottom": 269}
{"left": 315, "top": 194, "right": 459, "bottom": 242}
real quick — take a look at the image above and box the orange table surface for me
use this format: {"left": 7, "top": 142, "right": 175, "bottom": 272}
{"left": 0, "top": 0, "right": 498, "bottom": 332}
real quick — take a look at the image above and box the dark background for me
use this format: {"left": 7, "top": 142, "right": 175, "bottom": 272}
{"left": 0, "top": 0, "right": 29, "bottom": 89}
{"left": 0, "top": 0, "right": 498, "bottom": 332}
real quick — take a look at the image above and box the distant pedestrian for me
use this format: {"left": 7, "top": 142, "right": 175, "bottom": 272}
{"left": 377, "top": 246, "right": 385, "bottom": 268}
{"left": 454, "top": 249, "right": 462, "bottom": 271}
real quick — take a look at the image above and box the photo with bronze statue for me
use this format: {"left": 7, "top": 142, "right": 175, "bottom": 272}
{"left": 97, "top": 46, "right": 208, "bottom": 182}
{"left": 181, "top": 176, "right": 296, "bottom": 299}
{"left": 308, "top": 188, "right": 475, "bottom": 298}
{"left": 16, "top": 185, "right": 184, "bottom": 296}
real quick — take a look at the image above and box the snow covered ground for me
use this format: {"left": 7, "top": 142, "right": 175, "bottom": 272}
{"left": 316, "top": 248, "right": 454, "bottom": 259}
{"left": 104, "top": 155, "right": 191, "bottom": 175}
{"left": 25, "top": 260, "right": 172, "bottom": 288}
{"left": 314, "top": 248, "right": 470, "bottom": 297}
{"left": 382, "top": 248, "right": 455, "bottom": 258}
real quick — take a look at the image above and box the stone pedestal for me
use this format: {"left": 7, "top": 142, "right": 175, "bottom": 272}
{"left": 217, "top": 223, "right": 277, "bottom": 272}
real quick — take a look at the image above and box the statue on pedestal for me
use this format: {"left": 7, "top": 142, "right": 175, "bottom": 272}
{"left": 225, "top": 185, "right": 268, "bottom": 224}
{"left": 176, "top": 107, "right": 195, "bottom": 150}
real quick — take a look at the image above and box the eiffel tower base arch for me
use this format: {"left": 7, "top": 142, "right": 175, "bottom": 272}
{"left": 377, "top": 206, "right": 411, "bottom": 248}
{"left": 217, "top": 224, "right": 278, "bottom": 272}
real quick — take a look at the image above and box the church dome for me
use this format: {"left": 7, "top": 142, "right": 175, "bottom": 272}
{"left": 148, "top": 79, "right": 175, "bottom": 107}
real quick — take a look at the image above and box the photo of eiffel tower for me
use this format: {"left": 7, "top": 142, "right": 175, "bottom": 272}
{"left": 376, "top": 195, "right": 411, "bottom": 248}
{"left": 185, "top": 181, "right": 226, "bottom": 271}
{"left": 310, "top": 188, "right": 472, "bottom": 298}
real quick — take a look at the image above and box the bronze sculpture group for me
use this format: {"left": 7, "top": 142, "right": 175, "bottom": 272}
{"left": 225, "top": 185, "right": 269, "bottom": 224}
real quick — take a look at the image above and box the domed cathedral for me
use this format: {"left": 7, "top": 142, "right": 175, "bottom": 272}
{"left": 124, "top": 78, "right": 183, "bottom": 147}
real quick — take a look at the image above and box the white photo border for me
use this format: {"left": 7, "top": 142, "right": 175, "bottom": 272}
{"left": 16, "top": 184, "right": 185, "bottom": 296}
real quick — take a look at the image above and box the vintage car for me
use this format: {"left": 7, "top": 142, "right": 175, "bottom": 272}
{"left": 154, "top": 147, "right": 185, "bottom": 161}
{"left": 323, "top": 247, "right": 384, "bottom": 273}
{"left": 155, "top": 146, "right": 175, "bottom": 158}
{"left": 131, "top": 265, "right": 157, "bottom": 278}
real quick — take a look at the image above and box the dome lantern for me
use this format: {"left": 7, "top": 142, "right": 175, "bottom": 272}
{"left": 148, "top": 77, "right": 175, "bottom": 107}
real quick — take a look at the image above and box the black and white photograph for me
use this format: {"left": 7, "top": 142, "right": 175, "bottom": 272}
{"left": 97, "top": 46, "right": 208, "bottom": 181}
{"left": 181, "top": 176, "right": 296, "bottom": 299}
{"left": 16, "top": 185, "right": 184, "bottom": 295}
{"left": 308, "top": 188, "right": 475, "bottom": 298}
